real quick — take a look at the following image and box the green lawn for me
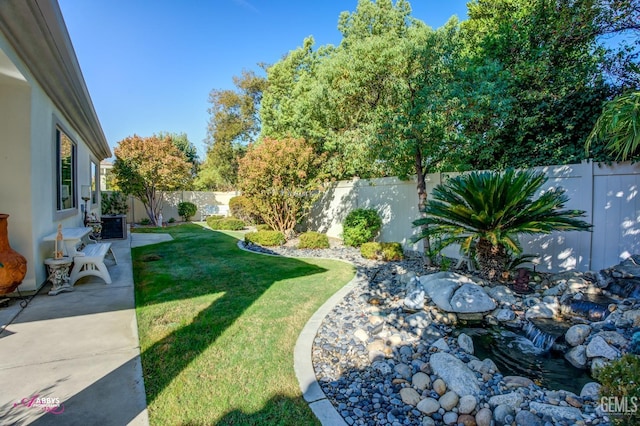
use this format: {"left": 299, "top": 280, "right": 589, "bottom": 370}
{"left": 132, "top": 224, "right": 355, "bottom": 425}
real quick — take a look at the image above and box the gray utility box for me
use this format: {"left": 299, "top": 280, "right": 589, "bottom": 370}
{"left": 101, "top": 215, "right": 127, "bottom": 240}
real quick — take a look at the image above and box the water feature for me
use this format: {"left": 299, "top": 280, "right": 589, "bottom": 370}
{"left": 522, "top": 319, "right": 567, "bottom": 352}
{"left": 460, "top": 325, "right": 593, "bottom": 395}
{"left": 561, "top": 294, "right": 615, "bottom": 321}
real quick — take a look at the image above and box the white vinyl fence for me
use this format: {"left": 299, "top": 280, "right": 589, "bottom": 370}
{"left": 307, "top": 161, "right": 640, "bottom": 273}
{"left": 124, "top": 191, "right": 238, "bottom": 224}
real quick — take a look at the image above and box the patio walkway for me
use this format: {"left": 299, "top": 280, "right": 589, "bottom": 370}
{"left": 0, "top": 231, "right": 171, "bottom": 425}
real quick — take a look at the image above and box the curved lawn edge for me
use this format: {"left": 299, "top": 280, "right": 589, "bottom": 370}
{"left": 237, "top": 240, "right": 357, "bottom": 426}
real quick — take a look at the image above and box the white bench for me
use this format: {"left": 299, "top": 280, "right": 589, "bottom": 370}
{"left": 69, "top": 242, "right": 116, "bottom": 285}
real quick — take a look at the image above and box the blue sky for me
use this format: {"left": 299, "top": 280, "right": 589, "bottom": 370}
{"left": 57, "top": 0, "right": 469, "bottom": 159}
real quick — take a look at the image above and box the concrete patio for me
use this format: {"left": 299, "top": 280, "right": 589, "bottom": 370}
{"left": 0, "top": 231, "right": 170, "bottom": 425}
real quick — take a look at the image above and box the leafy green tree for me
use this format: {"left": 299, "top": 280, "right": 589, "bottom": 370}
{"left": 197, "top": 70, "right": 266, "bottom": 190}
{"left": 237, "top": 137, "right": 325, "bottom": 237}
{"left": 413, "top": 169, "right": 592, "bottom": 281}
{"left": 585, "top": 91, "right": 640, "bottom": 161}
{"left": 113, "top": 135, "right": 192, "bottom": 225}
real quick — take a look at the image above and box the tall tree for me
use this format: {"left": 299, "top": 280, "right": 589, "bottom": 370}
{"left": 155, "top": 131, "right": 199, "bottom": 177}
{"left": 113, "top": 135, "right": 192, "bottom": 225}
{"left": 196, "top": 70, "right": 266, "bottom": 190}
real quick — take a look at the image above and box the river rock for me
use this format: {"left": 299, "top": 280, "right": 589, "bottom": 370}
{"left": 417, "top": 397, "right": 440, "bottom": 414}
{"left": 528, "top": 401, "right": 583, "bottom": 421}
{"left": 503, "top": 376, "right": 533, "bottom": 388}
{"left": 458, "top": 394, "right": 477, "bottom": 414}
{"left": 354, "top": 328, "right": 369, "bottom": 343}
{"left": 422, "top": 418, "right": 435, "bottom": 426}
{"left": 457, "top": 414, "right": 477, "bottom": 426}
{"left": 412, "top": 371, "right": 431, "bottom": 390}
{"left": 450, "top": 283, "right": 496, "bottom": 313}
{"left": 565, "top": 345, "right": 587, "bottom": 369}
{"left": 493, "top": 404, "right": 515, "bottom": 425}
{"left": 580, "top": 382, "right": 602, "bottom": 399}
{"left": 443, "top": 411, "right": 458, "bottom": 425}
{"left": 475, "top": 407, "right": 493, "bottom": 426}
{"left": 430, "top": 352, "right": 481, "bottom": 396}
{"left": 458, "top": 333, "right": 474, "bottom": 354}
{"left": 404, "top": 288, "right": 425, "bottom": 311}
{"left": 590, "top": 357, "right": 610, "bottom": 375}
{"left": 586, "top": 335, "right": 619, "bottom": 360}
{"left": 515, "top": 410, "right": 543, "bottom": 426}
{"left": 486, "top": 285, "right": 518, "bottom": 305}
{"left": 406, "top": 311, "right": 431, "bottom": 328}
{"left": 439, "top": 390, "right": 460, "bottom": 411}
{"left": 433, "top": 378, "right": 447, "bottom": 395}
{"left": 494, "top": 308, "right": 516, "bottom": 322}
{"left": 422, "top": 278, "right": 460, "bottom": 311}
{"left": 525, "top": 301, "right": 558, "bottom": 320}
{"left": 394, "top": 363, "right": 412, "bottom": 380}
{"left": 400, "top": 387, "right": 421, "bottom": 406}
{"left": 623, "top": 309, "right": 640, "bottom": 325}
{"left": 593, "top": 330, "right": 628, "bottom": 348}
{"left": 489, "top": 391, "right": 523, "bottom": 408}
{"left": 432, "top": 337, "right": 451, "bottom": 352}
{"left": 565, "top": 324, "right": 591, "bottom": 346}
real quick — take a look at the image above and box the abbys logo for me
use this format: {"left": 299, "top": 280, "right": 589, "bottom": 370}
{"left": 13, "top": 395, "right": 64, "bottom": 414}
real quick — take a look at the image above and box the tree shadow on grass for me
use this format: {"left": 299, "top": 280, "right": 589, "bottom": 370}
{"left": 132, "top": 225, "right": 330, "bottom": 410}
{"left": 210, "top": 394, "right": 319, "bottom": 426}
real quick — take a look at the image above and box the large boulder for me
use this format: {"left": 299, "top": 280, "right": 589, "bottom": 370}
{"left": 429, "top": 352, "right": 481, "bottom": 396}
{"left": 528, "top": 402, "right": 583, "bottom": 422}
{"left": 422, "top": 278, "right": 460, "bottom": 311}
{"left": 586, "top": 335, "right": 619, "bottom": 360}
{"left": 565, "top": 324, "right": 591, "bottom": 346}
{"left": 449, "top": 283, "right": 497, "bottom": 313}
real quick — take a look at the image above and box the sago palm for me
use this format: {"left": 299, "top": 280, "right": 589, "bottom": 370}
{"left": 413, "top": 169, "right": 592, "bottom": 280}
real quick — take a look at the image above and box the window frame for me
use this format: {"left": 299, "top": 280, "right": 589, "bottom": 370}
{"left": 54, "top": 124, "right": 78, "bottom": 220}
{"left": 90, "top": 159, "right": 99, "bottom": 206}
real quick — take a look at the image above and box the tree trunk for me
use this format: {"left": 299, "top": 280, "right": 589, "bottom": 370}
{"left": 415, "top": 147, "right": 432, "bottom": 267}
{"left": 476, "top": 238, "right": 508, "bottom": 281}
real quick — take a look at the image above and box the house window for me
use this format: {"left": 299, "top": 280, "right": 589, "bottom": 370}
{"left": 56, "top": 128, "right": 76, "bottom": 211}
{"left": 91, "top": 160, "right": 98, "bottom": 205}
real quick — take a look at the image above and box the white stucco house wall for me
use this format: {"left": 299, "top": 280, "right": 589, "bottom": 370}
{"left": 0, "top": 0, "right": 111, "bottom": 294}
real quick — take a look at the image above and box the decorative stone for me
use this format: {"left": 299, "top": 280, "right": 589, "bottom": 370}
{"left": 475, "top": 407, "right": 493, "bottom": 426}
{"left": 354, "top": 328, "right": 369, "bottom": 343}
{"left": 400, "top": 387, "right": 421, "bottom": 406}
{"left": 565, "top": 395, "right": 583, "bottom": 408}
{"left": 565, "top": 324, "right": 591, "bottom": 346}
{"left": 565, "top": 345, "right": 588, "bottom": 369}
{"left": 422, "top": 278, "right": 460, "bottom": 311}
{"left": 433, "top": 378, "right": 447, "bottom": 395}
{"left": 404, "top": 287, "right": 425, "bottom": 311}
{"left": 417, "top": 397, "right": 440, "bottom": 414}
{"left": 515, "top": 410, "right": 543, "bottom": 426}
{"left": 422, "top": 417, "right": 436, "bottom": 426}
{"left": 593, "top": 330, "right": 628, "bottom": 348}
{"left": 372, "top": 360, "right": 392, "bottom": 375}
{"left": 503, "top": 376, "right": 533, "bottom": 388}
{"left": 586, "top": 335, "right": 619, "bottom": 360}
{"left": 486, "top": 285, "right": 518, "bottom": 305}
{"left": 443, "top": 411, "right": 458, "bottom": 425}
{"left": 394, "top": 363, "right": 412, "bottom": 380}
{"left": 458, "top": 394, "right": 478, "bottom": 414}
{"left": 528, "top": 402, "right": 583, "bottom": 421}
{"left": 580, "top": 382, "right": 602, "bottom": 400}
{"left": 449, "top": 283, "right": 497, "bottom": 313}
{"left": 525, "top": 302, "right": 558, "bottom": 320}
{"left": 494, "top": 308, "right": 516, "bottom": 322}
{"left": 493, "top": 404, "right": 515, "bottom": 425}
{"left": 412, "top": 372, "right": 431, "bottom": 390}
{"left": 489, "top": 392, "right": 523, "bottom": 408}
{"left": 430, "top": 352, "right": 481, "bottom": 396}
{"left": 590, "top": 357, "right": 609, "bottom": 375}
{"left": 458, "top": 333, "right": 474, "bottom": 354}
{"left": 432, "top": 338, "right": 451, "bottom": 352}
{"left": 623, "top": 309, "right": 640, "bottom": 325}
{"left": 457, "top": 413, "right": 477, "bottom": 426}
{"left": 406, "top": 311, "right": 431, "bottom": 328}
{"left": 439, "top": 391, "right": 460, "bottom": 411}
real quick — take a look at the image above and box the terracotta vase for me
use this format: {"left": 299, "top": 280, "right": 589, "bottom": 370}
{"left": 0, "top": 214, "right": 27, "bottom": 294}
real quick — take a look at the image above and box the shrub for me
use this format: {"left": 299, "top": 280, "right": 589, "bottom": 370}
{"left": 101, "top": 191, "right": 129, "bottom": 215}
{"left": 229, "top": 196, "right": 260, "bottom": 224}
{"left": 245, "top": 230, "right": 285, "bottom": 247}
{"left": 140, "top": 218, "right": 151, "bottom": 225}
{"left": 256, "top": 224, "right": 272, "bottom": 231}
{"left": 168, "top": 217, "right": 176, "bottom": 223}
{"left": 298, "top": 231, "right": 330, "bottom": 249}
{"left": 206, "top": 217, "right": 245, "bottom": 230}
{"left": 178, "top": 201, "right": 197, "bottom": 221}
{"left": 360, "top": 242, "right": 404, "bottom": 261}
{"left": 342, "top": 208, "right": 382, "bottom": 247}
{"left": 595, "top": 354, "right": 640, "bottom": 425}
